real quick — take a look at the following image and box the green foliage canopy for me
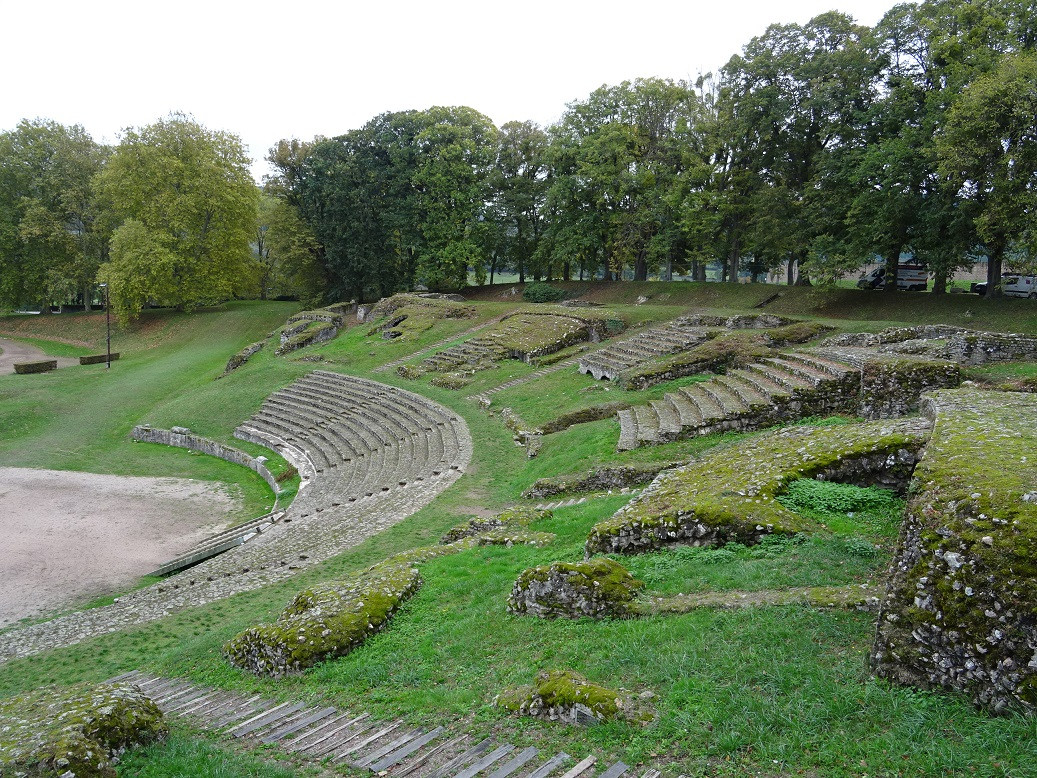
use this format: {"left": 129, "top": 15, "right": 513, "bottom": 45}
{"left": 96, "top": 113, "right": 259, "bottom": 320}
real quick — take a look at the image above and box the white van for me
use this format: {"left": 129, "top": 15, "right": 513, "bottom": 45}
{"left": 857, "top": 262, "right": 929, "bottom": 291}
{"left": 972, "top": 274, "right": 1037, "bottom": 298}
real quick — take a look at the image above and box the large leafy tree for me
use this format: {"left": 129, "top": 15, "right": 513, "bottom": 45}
{"left": 487, "top": 120, "right": 549, "bottom": 283}
{"left": 723, "top": 12, "right": 877, "bottom": 284}
{"left": 544, "top": 78, "right": 697, "bottom": 281}
{"left": 0, "top": 119, "right": 108, "bottom": 311}
{"left": 939, "top": 51, "right": 1037, "bottom": 294}
{"left": 95, "top": 114, "right": 259, "bottom": 319}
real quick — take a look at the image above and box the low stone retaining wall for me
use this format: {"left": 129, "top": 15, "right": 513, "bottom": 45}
{"left": 13, "top": 359, "right": 56, "bottom": 374}
{"left": 223, "top": 342, "right": 263, "bottom": 373}
{"left": 80, "top": 352, "right": 121, "bottom": 365}
{"left": 131, "top": 425, "right": 281, "bottom": 501}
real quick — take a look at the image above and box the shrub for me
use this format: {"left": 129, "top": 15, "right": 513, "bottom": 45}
{"left": 522, "top": 282, "right": 567, "bottom": 303}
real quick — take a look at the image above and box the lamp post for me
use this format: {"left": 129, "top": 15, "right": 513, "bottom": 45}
{"left": 99, "top": 283, "right": 111, "bottom": 369}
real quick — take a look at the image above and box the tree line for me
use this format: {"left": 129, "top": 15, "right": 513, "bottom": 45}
{"left": 3, "top": 0, "right": 1036, "bottom": 317}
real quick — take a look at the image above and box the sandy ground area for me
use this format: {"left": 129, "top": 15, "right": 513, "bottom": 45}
{"left": 0, "top": 338, "right": 79, "bottom": 374}
{"left": 0, "top": 467, "right": 242, "bottom": 627}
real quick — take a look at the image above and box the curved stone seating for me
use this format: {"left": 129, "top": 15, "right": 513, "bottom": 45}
{"left": 578, "top": 319, "right": 714, "bottom": 381}
{"left": 0, "top": 374, "right": 473, "bottom": 663}
{"left": 617, "top": 351, "right": 862, "bottom": 450}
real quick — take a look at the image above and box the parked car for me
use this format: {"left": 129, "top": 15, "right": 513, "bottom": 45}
{"left": 857, "top": 262, "right": 929, "bottom": 291}
{"left": 971, "top": 274, "right": 1037, "bottom": 298}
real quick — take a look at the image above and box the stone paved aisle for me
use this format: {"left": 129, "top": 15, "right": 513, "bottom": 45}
{"left": 109, "top": 671, "right": 660, "bottom": 778}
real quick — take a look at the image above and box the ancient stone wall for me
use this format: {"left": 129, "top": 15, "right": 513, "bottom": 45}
{"left": 131, "top": 425, "right": 281, "bottom": 500}
{"left": 857, "top": 358, "right": 962, "bottom": 419}
{"left": 872, "top": 389, "right": 1037, "bottom": 714}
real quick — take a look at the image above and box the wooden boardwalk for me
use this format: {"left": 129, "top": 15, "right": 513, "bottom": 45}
{"left": 109, "top": 671, "right": 656, "bottom": 778}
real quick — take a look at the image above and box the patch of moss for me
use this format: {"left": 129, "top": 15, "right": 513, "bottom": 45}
{"left": 0, "top": 682, "right": 166, "bottom": 778}
{"left": 587, "top": 418, "right": 931, "bottom": 557}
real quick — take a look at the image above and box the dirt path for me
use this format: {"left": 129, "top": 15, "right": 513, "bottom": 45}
{"left": 0, "top": 467, "right": 241, "bottom": 628}
{"left": 0, "top": 338, "right": 79, "bottom": 375}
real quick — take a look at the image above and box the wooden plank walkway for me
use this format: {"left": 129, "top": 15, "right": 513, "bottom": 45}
{"left": 108, "top": 671, "right": 654, "bottom": 778}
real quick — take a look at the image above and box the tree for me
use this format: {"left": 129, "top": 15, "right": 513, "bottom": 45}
{"left": 95, "top": 114, "right": 259, "bottom": 319}
{"left": 488, "top": 121, "right": 549, "bottom": 283}
{"left": 939, "top": 51, "right": 1037, "bottom": 295}
{"left": 544, "top": 78, "right": 697, "bottom": 281}
{"left": 723, "top": 12, "right": 878, "bottom": 284}
{"left": 0, "top": 119, "right": 108, "bottom": 311}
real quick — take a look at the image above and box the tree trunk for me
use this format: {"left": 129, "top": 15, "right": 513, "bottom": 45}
{"left": 83, "top": 284, "right": 92, "bottom": 312}
{"left": 563, "top": 261, "right": 571, "bottom": 281}
{"left": 664, "top": 258, "right": 673, "bottom": 282}
{"left": 39, "top": 299, "right": 52, "bottom": 315}
{"left": 792, "top": 252, "right": 811, "bottom": 286}
{"left": 933, "top": 265, "right": 947, "bottom": 295}
{"left": 787, "top": 258, "right": 795, "bottom": 286}
{"left": 987, "top": 243, "right": 1005, "bottom": 298}
{"left": 634, "top": 251, "right": 648, "bottom": 282}
{"left": 727, "top": 241, "right": 740, "bottom": 283}
{"left": 884, "top": 243, "right": 903, "bottom": 294}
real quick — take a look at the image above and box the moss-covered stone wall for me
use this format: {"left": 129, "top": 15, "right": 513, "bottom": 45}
{"left": 0, "top": 682, "right": 166, "bottom": 777}
{"left": 523, "top": 462, "right": 677, "bottom": 499}
{"left": 586, "top": 418, "right": 931, "bottom": 557}
{"left": 857, "top": 358, "right": 962, "bottom": 419}
{"left": 872, "top": 389, "right": 1037, "bottom": 714}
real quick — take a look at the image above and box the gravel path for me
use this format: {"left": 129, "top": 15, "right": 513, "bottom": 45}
{"left": 0, "top": 338, "right": 79, "bottom": 374}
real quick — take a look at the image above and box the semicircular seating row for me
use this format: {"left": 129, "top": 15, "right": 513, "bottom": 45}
{"left": 235, "top": 370, "right": 467, "bottom": 517}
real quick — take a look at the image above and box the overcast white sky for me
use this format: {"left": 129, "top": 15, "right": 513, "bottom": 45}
{"left": 3, "top": 0, "right": 896, "bottom": 181}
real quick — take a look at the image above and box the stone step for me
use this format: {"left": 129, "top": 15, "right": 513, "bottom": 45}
{"left": 667, "top": 389, "right": 702, "bottom": 428}
{"left": 599, "top": 762, "right": 629, "bottom": 778}
{"left": 487, "top": 747, "right": 539, "bottom": 778}
{"left": 527, "top": 753, "right": 572, "bottom": 778}
{"left": 616, "top": 409, "right": 638, "bottom": 451}
{"left": 560, "top": 755, "right": 596, "bottom": 778}
{"left": 368, "top": 726, "right": 447, "bottom": 771}
{"left": 783, "top": 351, "right": 855, "bottom": 378}
{"left": 632, "top": 404, "right": 661, "bottom": 444}
{"left": 651, "top": 397, "right": 682, "bottom": 439}
{"left": 428, "top": 738, "right": 496, "bottom": 778}
{"left": 700, "top": 379, "right": 750, "bottom": 417}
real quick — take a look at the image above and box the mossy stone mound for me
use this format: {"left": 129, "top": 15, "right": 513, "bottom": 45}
{"left": 873, "top": 389, "right": 1037, "bottom": 714}
{"left": 224, "top": 559, "right": 422, "bottom": 677}
{"left": 587, "top": 418, "right": 931, "bottom": 557}
{"left": 0, "top": 682, "right": 166, "bottom": 777}
{"left": 224, "top": 542, "right": 475, "bottom": 677}
{"left": 495, "top": 670, "right": 651, "bottom": 725}
{"left": 508, "top": 558, "right": 643, "bottom": 619}
{"left": 441, "top": 507, "right": 555, "bottom": 547}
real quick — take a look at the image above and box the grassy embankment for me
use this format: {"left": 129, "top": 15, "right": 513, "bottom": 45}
{"left": 1, "top": 285, "right": 1036, "bottom": 777}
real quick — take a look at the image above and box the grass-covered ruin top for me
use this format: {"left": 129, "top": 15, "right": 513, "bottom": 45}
{"left": 588, "top": 417, "right": 931, "bottom": 552}
{"left": 872, "top": 388, "right": 1037, "bottom": 712}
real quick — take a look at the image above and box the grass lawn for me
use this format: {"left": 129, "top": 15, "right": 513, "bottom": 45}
{"left": 1, "top": 289, "right": 1036, "bottom": 777}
